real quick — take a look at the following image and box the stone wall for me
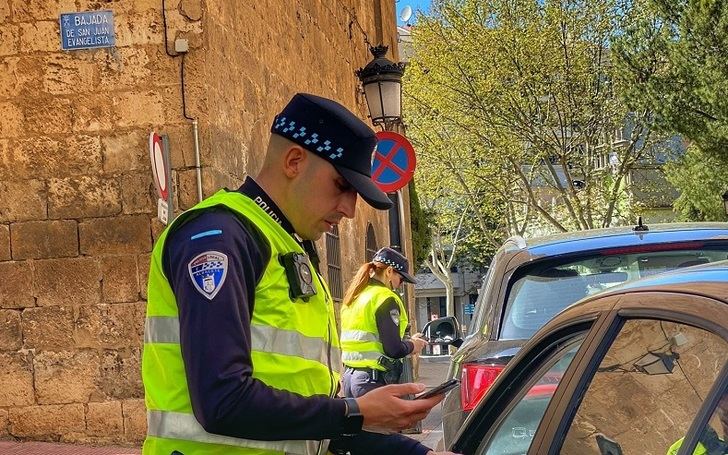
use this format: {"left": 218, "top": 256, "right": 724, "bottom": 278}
{"left": 0, "top": 0, "right": 406, "bottom": 445}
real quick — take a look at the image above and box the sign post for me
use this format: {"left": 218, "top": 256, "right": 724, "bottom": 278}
{"left": 149, "top": 132, "right": 174, "bottom": 225}
{"left": 373, "top": 131, "right": 421, "bottom": 433}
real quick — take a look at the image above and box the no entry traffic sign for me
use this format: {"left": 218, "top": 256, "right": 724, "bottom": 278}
{"left": 149, "top": 132, "right": 174, "bottom": 224}
{"left": 372, "top": 131, "right": 417, "bottom": 193}
{"left": 149, "top": 132, "right": 169, "bottom": 200}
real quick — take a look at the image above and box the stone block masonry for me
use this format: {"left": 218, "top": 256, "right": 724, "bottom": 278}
{"left": 0, "top": 0, "right": 403, "bottom": 446}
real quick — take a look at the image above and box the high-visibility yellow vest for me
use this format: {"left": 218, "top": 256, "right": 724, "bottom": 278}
{"left": 340, "top": 284, "right": 408, "bottom": 370}
{"left": 667, "top": 437, "right": 710, "bottom": 455}
{"left": 142, "top": 189, "right": 341, "bottom": 455}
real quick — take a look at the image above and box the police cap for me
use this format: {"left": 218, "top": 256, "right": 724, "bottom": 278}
{"left": 373, "top": 247, "right": 417, "bottom": 284}
{"left": 271, "top": 93, "right": 392, "bottom": 210}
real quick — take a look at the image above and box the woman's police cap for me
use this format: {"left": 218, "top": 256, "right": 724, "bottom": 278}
{"left": 373, "top": 247, "right": 417, "bottom": 284}
{"left": 271, "top": 93, "right": 392, "bottom": 210}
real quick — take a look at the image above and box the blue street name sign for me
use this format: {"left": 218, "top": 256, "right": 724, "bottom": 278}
{"left": 60, "top": 10, "right": 115, "bottom": 51}
{"left": 464, "top": 303, "right": 475, "bottom": 315}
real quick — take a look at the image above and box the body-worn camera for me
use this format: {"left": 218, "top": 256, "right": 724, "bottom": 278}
{"left": 280, "top": 252, "right": 317, "bottom": 301}
{"left": 377, "top": 356, "right": 403, "bottom": 384}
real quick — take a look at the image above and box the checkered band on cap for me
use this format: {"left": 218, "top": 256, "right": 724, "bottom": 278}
{"left": 272, "top": 115, "right": 346, "bottom": 161}
{"left": 269, "top": 93, "right": 376, "bottom": 176}
{"left": 373, "top": 255, "right": 404, "bottom": 272}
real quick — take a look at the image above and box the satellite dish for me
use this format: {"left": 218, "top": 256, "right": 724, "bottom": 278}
{"left": 400, "top": 5, "right": 413, "bottom": 23}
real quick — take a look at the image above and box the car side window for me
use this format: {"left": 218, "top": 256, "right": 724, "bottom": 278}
{"left": 560, "top": 319, "right": 728, "bottom": 455}
{"left": 476, "top": 335, "right": 585, "bottom": 455}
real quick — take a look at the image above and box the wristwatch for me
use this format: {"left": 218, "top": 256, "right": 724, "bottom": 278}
{"left": 341, "top": 397, "right": 364, "bottom": 435}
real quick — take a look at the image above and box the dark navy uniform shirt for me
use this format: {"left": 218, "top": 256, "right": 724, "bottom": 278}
{"left": 162, "top": 177, "right": 430, "bottom": 455}
{"left": 368, "top": 279, "right": 415, "bottom": 359}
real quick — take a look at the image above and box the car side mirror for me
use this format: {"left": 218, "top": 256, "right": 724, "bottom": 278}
{"left": 421, "top": 316, "right": 462, "bottom": 350}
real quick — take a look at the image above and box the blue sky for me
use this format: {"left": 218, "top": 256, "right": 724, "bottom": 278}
{"left": 396, "top": 0, "right": 432, "bottom": 25}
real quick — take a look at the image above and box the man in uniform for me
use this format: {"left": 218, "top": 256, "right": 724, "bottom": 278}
{"left": 142, "top": 93, "right": 454, "bottom": 455}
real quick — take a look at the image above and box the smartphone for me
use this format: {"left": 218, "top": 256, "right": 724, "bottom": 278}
{"left": 414, "top": 379, "right": 460, "bottom": 400}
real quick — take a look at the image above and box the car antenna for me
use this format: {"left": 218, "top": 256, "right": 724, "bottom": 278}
{"left": 633, "top": 216, "right": 649, "bottom": 232}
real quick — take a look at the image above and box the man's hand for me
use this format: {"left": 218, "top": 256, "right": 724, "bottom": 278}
{"left": 410, "top": 333, "right": 429, "bottom": 353}
{"left": 356, "top": 383, "right": 443, "bottom": 432}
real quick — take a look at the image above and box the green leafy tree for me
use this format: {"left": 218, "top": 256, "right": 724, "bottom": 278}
{"left": 615, "top": 0, "right": 728, "bottom": 164}
{"left": 408, "top": 104, "right": 502, "bottom": 316}
{"left": 408, "top": 180, "right": 435, "bottom": 267}
{"left": 405, "top": 0, "right": 666, "bottom": 240}
{"left": 664, "top": 146, "right": 728, "bottom": 221}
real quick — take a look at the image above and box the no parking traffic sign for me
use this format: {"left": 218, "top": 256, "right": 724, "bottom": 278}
{"left": 372, "top": 131, "right": 417, "bottom": 193}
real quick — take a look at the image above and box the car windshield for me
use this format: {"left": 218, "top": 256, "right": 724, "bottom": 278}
{"left": 499, "top": 244, "right": 728, "bottom": 340}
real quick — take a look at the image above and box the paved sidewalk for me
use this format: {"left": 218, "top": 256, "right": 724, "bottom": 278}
{"left": 0, "top": 441, "right": 140, "bottom": 454}
{"left": 0, "top": 355, "right": 453, "bottom": 454}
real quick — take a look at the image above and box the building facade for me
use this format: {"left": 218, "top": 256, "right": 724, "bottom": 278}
{"left": 414, "top": 267, "right": 483, "bottom": 336}
{"left": 0, "top": 0, "right": 411, "bottom": 445}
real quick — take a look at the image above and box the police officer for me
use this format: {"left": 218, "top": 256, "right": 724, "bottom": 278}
{"left": 142, "top": 93, "right": 455, "bottom": 455}
{"left": 340, "top": 247, "right": 428, "bottom": 398}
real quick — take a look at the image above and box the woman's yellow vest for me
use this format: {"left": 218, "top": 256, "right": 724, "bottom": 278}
{"left": 142, "top": 190, "right": 341, "bottom": 455}
{"left": 339, "top": 284, "right": 408, "bottom": 371}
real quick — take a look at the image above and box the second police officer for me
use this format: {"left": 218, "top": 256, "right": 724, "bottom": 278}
{"left": 340, "top": 247, "right": 429, "bottom": 398}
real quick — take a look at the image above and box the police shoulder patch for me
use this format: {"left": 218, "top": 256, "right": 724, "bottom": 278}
{"left": 390, "top": 309, "right": 401, "bottom": 326}
{"left": 188, "top": 251, "right": 228, "bottom": 300}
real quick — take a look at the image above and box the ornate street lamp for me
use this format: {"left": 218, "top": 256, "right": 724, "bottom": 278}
{"left": 723, "top": 190, "right": 728, "bottom": 216}
{"left": 356, "top": 45, "right": 405, "bottom": 129}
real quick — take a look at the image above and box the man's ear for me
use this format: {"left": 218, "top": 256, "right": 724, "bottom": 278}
{"left": 282, "top": 146, "right": 307, "bottom": 178}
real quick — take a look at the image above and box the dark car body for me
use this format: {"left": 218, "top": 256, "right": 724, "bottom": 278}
{"left": 441, "top": 223, "right": 728, "bottom": 445}
{"left": 449, "top": 260, "right": 728, "bottom": 455}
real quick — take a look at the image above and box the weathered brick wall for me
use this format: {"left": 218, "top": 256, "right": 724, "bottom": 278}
{"left": 0, "top": 0, "right": 404, "bottom": 445}
{"left": 196, "top": 0, "right": 404, "bottom": 277}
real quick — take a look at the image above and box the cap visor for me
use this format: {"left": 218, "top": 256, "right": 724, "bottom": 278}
{"left": 399, "top": 271, "right": 417, "bottom": 284}
{"left": 335, "top": 166, "right": 393, "bottom": 210}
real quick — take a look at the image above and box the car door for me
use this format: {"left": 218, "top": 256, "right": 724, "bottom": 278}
{"left": 452, "top": 290, "right": 728, "bottom": 455}
{"left": 451, "top": 295, "right": 620, "bottom": 455}
{"left": 537, "top": 291, "right": 728, "bottom": 455}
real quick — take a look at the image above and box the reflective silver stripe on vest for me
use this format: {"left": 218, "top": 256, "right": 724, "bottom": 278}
{"left": 147, "top": 410, "right": 326, "bottom": 454}
{"left": 145, "top": 318, "right": 341, "bottom": 373}
{"left": 251, "top": 324, "right": 341, "bottom": 371}
{"left": 145, "top": 316, "right": 180, "bottom": 344}
{"left": 341, "top": 351, "right": 381, "bottom": 362}
{"left": 340, "top": 330, "right": 379, "bottom": 343}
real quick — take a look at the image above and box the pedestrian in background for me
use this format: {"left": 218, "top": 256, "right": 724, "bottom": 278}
{"left": 340, "top": 247, "right": 429, "bottom": 398}
{"left": 142, "top": 93, "right": 454, "bottom": 455}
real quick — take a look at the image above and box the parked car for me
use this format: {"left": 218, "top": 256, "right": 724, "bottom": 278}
{"left": 448, "top": 260, "right": 728, "bottom": 455}
{"left": 428, "top": 222, "right": 728, "bottom": 445}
